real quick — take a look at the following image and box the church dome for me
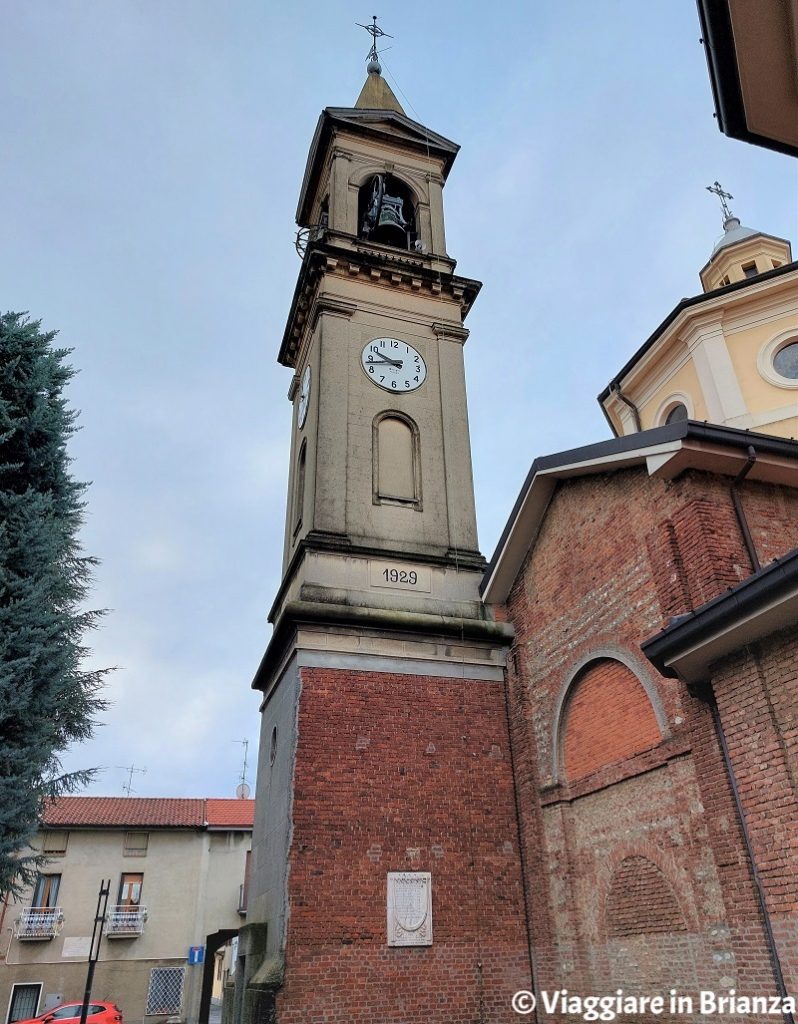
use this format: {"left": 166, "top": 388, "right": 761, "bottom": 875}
{"left": 711, "top": 216, "right": 760, "bottom": 255}
{"left": 700, "top": 210, "right": 791, "bottom": 293}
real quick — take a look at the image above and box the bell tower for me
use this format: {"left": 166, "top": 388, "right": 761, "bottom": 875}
{"left": 275, "top": 58, "right": 486, "bottom": 623}
{"left": 239, "top": 33, "right": 530, "bottom": 1024}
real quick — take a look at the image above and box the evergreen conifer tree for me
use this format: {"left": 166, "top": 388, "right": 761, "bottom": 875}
{"left": 0, "top": 312, "right": 107, "bottom": 898}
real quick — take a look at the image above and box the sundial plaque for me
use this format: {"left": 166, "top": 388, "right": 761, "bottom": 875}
{"left": 387, "top": 871, "right": 433, "bottom": 947}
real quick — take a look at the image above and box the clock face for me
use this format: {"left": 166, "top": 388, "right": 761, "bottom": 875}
{"left": 361, "top": 338, "right": 427, "bottom": 393}
{"left": 298, "top": 365, "right": 311, "bottom": 428}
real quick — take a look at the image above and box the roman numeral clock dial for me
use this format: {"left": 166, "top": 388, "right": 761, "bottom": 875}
{"left": 361, "top": 338, "right": 427, "bottom": 392}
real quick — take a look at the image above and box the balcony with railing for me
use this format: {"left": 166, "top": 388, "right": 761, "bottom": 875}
{"left": 15, "top": 907, "right": 64, "bottom": 940}
{"left": 105, "top": 905, "right": 148, "bottom": 937}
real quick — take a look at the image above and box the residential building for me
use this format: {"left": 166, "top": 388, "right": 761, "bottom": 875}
{"left": 1, "top": 798, "right": 253, "bottom": 1024}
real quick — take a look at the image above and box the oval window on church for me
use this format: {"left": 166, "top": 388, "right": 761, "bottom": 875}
{"left": 773, "top": 341, "right": 798, "bottom": 380}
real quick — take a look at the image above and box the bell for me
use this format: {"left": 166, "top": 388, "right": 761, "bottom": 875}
{"left": 376, "top": 193, "right": 408, "bottom": 244}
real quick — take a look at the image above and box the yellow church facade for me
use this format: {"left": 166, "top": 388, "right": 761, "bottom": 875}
{"left": 600, "top": 216, "right": 798, "bottom": 438}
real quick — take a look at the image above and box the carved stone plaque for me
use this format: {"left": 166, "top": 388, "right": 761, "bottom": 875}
{"left": 387, "top": 871, "right": 432, "bottom": 946}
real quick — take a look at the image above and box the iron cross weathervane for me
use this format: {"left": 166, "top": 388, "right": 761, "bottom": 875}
{"left": 356, "top": 15, "right": 393, "bottom": 65}
{"left": 706, "top": 181, "right": 735, "bottom": 222}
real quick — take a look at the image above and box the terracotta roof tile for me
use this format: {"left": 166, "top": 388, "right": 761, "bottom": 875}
{"left": 42, "top": 797, "right": 253, "bottom": 830}
{"left": 205, "top": 799, "right": 256, "bottom": 828}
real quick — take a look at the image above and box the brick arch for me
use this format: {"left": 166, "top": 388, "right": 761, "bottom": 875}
{"left": 594, "top": 841, "right": 699, "bottom": 940}
{"left": 557, "top": 656, "right": 663, "bottom": 783}
{"left": 606, "top": 856, "right": 688, "bottom": 937}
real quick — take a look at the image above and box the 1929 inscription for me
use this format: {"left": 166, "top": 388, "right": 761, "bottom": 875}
{"left": 383, "top": 568, "right": 417, "bottom": 585}
{"left": 370, "top": 561, "right": 431, "bottom": 593}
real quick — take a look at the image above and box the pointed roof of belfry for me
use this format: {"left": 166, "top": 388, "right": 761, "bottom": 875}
{"left": 355, "top": 62, "right": 405, "bottom": 115}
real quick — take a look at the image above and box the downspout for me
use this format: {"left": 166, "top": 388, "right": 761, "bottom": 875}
{"left": 730, "top": 445, "right": 761, "bottom": 572}
{"left": 0, "top": 893, "right": 8, "bottom": 958}
{"left": 706, "top": 688, "right": 793, "bottom": 1024}
{"left": 610, "top": 382, "right": 642, "bottom": 433}
{"left": 503, "top": 649, "right": 539, "bottom": 1017}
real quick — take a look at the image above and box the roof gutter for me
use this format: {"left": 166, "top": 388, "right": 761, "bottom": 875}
{"left": 642, "top": 549, "right": 798, "bottom": 682}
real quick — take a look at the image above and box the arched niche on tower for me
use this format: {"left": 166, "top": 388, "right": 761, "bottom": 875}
{"left": 372, "top": 411, "right": 422, "bottom": 509}
{"left": 292, "top": 439, "right": 307, "bottom": 536}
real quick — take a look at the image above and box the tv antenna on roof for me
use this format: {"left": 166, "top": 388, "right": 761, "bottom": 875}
{"left": 117, "top": 764, "right": 147, "bottom": 796}
{"left": 233, "top": 739, "right": 251, "bottom": 799}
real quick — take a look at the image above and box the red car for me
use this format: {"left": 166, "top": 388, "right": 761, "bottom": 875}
{"left": 16, "top": 1003, "right": 123, "bottom": 1024}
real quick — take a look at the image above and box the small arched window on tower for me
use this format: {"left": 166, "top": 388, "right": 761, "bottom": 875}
{"left": 293, "top": 439, "right": 307, "bottom": 535}
{"left": 359, "top": 174, "right": 417, "bottom": 250}
{"left": 373, "top": 412, "right": 421, "bottom": 509}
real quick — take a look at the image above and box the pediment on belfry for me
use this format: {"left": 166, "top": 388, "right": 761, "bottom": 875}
{"left": 297, "top": 107, "right": 459, "bottom": 225}
{"left": 325, "top": 108, "right": 459, "bottom": 155}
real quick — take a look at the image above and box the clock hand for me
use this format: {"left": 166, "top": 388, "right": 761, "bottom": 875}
{"left": 368, "top": 355, "right": 403, "bottom": 368}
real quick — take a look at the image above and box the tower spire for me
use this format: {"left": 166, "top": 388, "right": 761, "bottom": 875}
{"left": 353, "top": 15, "right": 405, "bottom": 114}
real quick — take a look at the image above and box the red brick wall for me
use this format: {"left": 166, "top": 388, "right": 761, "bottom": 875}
{"left": 607, "top": 856, "right": 688, "bottom": 937}
{"left": 562, "top": 659, "right": 661, "bottom": 781}
{"left": 276, "top": 666, "right": 531, "bottom": 1023}
{"left": 504, "top": 465, "right": 798, "bottom": 1008}
{"left": 710, "top": 626, "right": 798, "bottom": 993}
{"left": 743, "top": 481, "right": 798, "bottom": 566}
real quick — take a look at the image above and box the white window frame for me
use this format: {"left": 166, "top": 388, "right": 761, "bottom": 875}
{"left": 6, "top": 983, "right": 42, "bottom": 1024}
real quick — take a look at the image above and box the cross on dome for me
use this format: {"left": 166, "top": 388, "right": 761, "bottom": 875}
{"left": 706, "top": 180, "right": 735, "bottom": 224}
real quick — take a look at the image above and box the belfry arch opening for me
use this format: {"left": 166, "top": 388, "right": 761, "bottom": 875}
{"left": 358, "top": 174, "right": 417, "bottom": 249}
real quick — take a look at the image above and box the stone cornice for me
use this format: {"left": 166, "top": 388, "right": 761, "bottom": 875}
{"left": 432, "top": 322, "right": 470, "bottom": 344}
{"left": 278, "top": 241, "right": 482, "bottom": 367}
{"left": 268, "top": 529, "right": 487, "bottom": 625}
{"left": 252, "top": 597, "right": 513, "bottom": 695}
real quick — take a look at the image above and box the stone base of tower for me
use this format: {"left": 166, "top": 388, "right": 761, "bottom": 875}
{"left": 242, "top": 655, "right": 532, "bottom": 1023}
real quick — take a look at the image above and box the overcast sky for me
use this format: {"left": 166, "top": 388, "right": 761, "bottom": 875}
{"left": 3, "top": 2, "right": 796, "bottom": 798}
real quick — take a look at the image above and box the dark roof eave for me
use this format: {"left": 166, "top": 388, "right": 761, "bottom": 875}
{"left": 42, "top": 823, "right": 205, "bottom": 831}
{"left": 642, "top": 547, "right": 798, "bottom": 679}
{"left": 597, "top": 260, "right": 798, "bottom": 405}
{"left": 696, "top": 0, "right": 798, "bottom": 159}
